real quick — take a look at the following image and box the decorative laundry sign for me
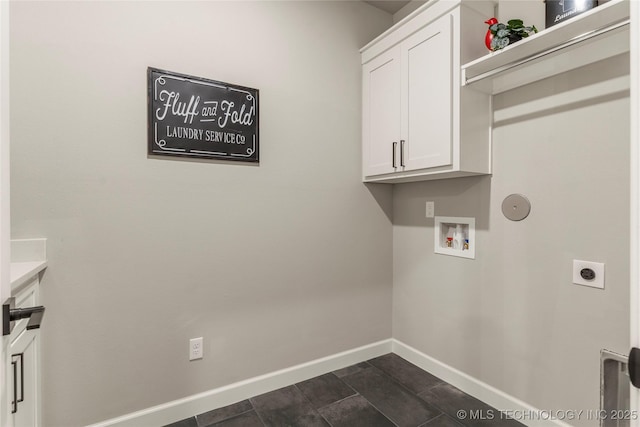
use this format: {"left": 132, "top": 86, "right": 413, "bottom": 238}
{"left": 147, "top": 67, "right": 259, "bottom": 162}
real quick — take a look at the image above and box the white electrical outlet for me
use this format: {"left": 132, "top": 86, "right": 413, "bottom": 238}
{"left": 572, "top": 260, "right": 605, "bottom": 289}
{"left": 426, "top": 201, "right": 435, "bottom": 218}
{"left": 189, "top": 337, "right": 203, "bottom": 360}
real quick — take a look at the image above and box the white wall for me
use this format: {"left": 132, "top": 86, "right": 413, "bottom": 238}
{"left": 9, "top": 2, "right": 393, "bottom": 425}
{"left": 393, "top": 53, "right": 630, "bottom": 426}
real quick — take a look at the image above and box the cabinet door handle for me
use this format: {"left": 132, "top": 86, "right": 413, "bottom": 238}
{"left": 11, "top": 358, "right": 17, "bottom": 413}
{"left": 11, "top": 353, "right": 24, "bottom": 414}
{"left": 16, "top": 353, "right": 24, "bottom": 404}
{"left": 400, "top": 140, "right": 405, "bottom": 167}
{"left": 392, "top": 142, "right": 397, "bottom": 168}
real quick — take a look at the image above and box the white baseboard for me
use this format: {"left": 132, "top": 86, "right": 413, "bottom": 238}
{"left": 86, "top": 339, "right": 393, "bottom": 427}
{"left": 88, "top": 338, "right": 569, "bottom": 427}
{"left": 391, "top": 339, "right": 571, "bottom": 427}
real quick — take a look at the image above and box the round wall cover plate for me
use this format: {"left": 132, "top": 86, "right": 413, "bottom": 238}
{"left": 502, "top": 194, "right": 531, "bottom": 221}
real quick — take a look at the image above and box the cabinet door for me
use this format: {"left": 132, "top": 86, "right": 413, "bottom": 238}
{"left": 362, "top": 45, "right": 401, "bottom": 177}
{"left": 7, "top": 278, "right": 40, "bottom": 427}
{"left": 10, "top": 329, "right": 39, "bottom": 427}
{"left": 401, "top": 13, "right": 453, "bottom": 171}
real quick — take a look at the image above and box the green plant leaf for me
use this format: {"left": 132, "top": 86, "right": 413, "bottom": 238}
{"left": 508, "top": 19, "right": 524, "bottom": 27}
{"left": 497, "top": 37, "right": 510, "bottom": 49}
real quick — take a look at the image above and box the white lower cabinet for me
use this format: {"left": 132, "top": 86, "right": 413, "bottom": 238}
{"left": 362, "top": 1, "right": 494, "bottom": 183}
{"left": 8, "top": 278, "right": 41, "bottom": 427}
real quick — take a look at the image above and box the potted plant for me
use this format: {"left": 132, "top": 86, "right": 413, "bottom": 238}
{"left": 485, "top": 18, "right": 538, "bottom": 51}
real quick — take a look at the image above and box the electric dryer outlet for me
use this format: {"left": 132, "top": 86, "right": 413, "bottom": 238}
{"left": 572, "top": 260, "right": 605, "bottom": 289}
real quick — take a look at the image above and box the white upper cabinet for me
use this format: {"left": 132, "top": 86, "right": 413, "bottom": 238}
{"left": 361, "top": 1, "right": 494, "bottom": 183}
{"left": 363, "top": 45, "right": 401, "bottom": 176}
{"left": 402, "top": 14, "right": 453, "bottom": 172}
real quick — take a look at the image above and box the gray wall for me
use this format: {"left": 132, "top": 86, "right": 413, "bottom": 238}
{"left": 393, "top": 54, "right": 630, "bottom": 426}
{"left": 393, "top": 1, "right": 428, "bottom": 23}
{"left": 9, "top": 2, "right": 393, "bottom": 425}
{"left": 10, "top": 1, "right": 632, "bottom": 426}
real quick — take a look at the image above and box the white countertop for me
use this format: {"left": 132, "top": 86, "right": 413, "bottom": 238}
{"left": 10, "top": 238, "right": 48, "bottom": 291}
{"left": 11, "top": 260, "right": 48, "bottom": 290}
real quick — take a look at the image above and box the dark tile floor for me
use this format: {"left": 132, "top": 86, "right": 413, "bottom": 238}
{"left": 165, "top": 353, "right": 524, "bottom": 427}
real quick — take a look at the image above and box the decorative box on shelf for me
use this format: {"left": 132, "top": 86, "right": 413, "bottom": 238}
{"left": 545, "top": 0, "right": 597, "bottom": 28}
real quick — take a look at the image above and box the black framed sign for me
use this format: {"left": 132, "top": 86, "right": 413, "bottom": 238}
{"left": 147, "top": 67, "right": 259, "bottom": 162}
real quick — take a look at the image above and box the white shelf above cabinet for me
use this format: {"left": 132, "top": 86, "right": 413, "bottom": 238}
{"left": 461, "top": 0, "right": 630, "bottom": 95}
